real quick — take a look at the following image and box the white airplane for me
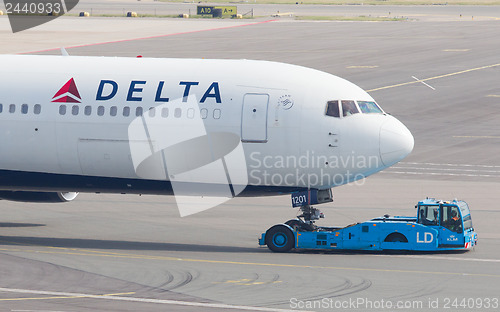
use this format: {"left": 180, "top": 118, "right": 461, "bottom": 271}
{"left": 0, "top": 54, "right": 413, "bottom": 216}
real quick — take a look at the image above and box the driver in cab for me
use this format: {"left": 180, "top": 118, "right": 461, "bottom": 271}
{"left": 449, "top": 210, "right": 462, "bottom": 233}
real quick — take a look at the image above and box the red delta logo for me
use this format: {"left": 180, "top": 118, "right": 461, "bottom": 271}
{"left": 52, "top": 78, "right": 82, "bottom": 103}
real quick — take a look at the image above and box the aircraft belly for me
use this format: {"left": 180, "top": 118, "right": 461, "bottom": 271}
{"left": 0, "top": 120, "right": 60, "bottom": 173}
{"left": 77, "top": 138, "right": 138, "bottom": 178}
{"left": 54, "top": 121, "right": 138, "bottom": 179}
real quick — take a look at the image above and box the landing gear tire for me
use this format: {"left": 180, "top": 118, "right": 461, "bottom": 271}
{"left": 285, "top": 219, "right": 315, "bottom": 232}
{"left": 265, "top": 225, "right": 295, "bottom": 253}
{"left": 285, "top": 219, "right": 304, "bottom": 230}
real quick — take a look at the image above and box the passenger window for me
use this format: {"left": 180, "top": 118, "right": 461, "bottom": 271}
{"left": 200, "top": 108, "right": 208, "bottom": 119}
{"left": 213, "top": 109, "right": 221, "bottom": 119}
{"left": 187, "top": 108, "right": 195, "bottom": 119}
{"left": 72, "top": 105, "right": 79, "bottom": 116}
{"left": 84, "top": 106, "right": 92, "bottom": 116}
{"left": 148, "top": 107, "right": 155, "bottom": 117}
{"left": 34, "top": 104, "right": 41, "bottom": 115}
{"left": 136, "top": 107, "right": 143, "bottom": 117}
{"left": 341, "top": 100, "right": 359, "bottom": 117}
{"left": 97, "top": 106, "right": 105, "bottom": 116}
{"left": 325, "top": 100, "right": 340, "bottom": 117}
{"left": 110, "top": 106, "right": 117, "bottom": 117}
{"left": 174, "top": 108, "right": 181, "bottom": 118}
{"left": 21, "top": 104, "right": 28, "bottom": 114}
{"left": 0, "top": 104, "right": 3, "bottom": 113}
{"left": 9, "top": 104, "right": 15, "bottom": 113}
{"left": 123, "top": 106, "right": 130, "bottom": 117}
{"left": 161, "top": 107, "right": 169, "bottom": 118}
{"left": 59, "top": 105, "right": 66, "bottom": 115}
{"left": 358, "top": 101, "right": 383, "bottom": 114}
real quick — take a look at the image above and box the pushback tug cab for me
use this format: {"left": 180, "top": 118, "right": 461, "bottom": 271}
{"left": 415, "top": 198, "right": 475, "bottom": 248}
{"left": 259, "top": 193, "right": 477, "bottom": 253}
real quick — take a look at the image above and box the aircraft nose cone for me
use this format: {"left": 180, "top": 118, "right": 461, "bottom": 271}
{"left": 379, "top": 117, "right": 414, "bottom": 167}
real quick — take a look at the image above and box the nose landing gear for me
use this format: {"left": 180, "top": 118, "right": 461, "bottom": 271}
{"left": 285, "top": 205, "right": 324, "bottom": 231}
{"left": 261, "top": 189, "right": 333, "bottom": 251}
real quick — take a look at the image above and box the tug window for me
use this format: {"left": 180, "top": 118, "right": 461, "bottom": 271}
{"left": 325, "top": 100, "right": 340, "bottom": 118}
{"left": 442, "top": 206, "right": 463, "bottom": 233}
{"left": 418, "top": 205, "right": 438, "bottom": 226}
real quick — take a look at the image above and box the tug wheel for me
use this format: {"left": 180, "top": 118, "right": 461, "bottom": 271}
{"left": 265, "top": 225, "right": 295, "bottom": 253}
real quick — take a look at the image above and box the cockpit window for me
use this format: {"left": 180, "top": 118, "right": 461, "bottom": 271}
{"left": 341, "top": 100, "right": 359, "bottom": 117}
{"left": 325, "top": 100, "right": 340, "bottom": 117}
{"left": 358, "top": 101, "right": 383, "bottom": 114}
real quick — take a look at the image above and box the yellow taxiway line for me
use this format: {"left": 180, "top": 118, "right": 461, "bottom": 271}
{"left": 1, "top": 246, "right": 500, "bottom": 279}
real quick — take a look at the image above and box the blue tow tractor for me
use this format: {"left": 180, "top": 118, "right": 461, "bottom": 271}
{"left": 259, "top": 190, "right": 478, "bottom": 252}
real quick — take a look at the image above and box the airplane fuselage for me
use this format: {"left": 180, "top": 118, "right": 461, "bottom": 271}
{"left": 0, "top": 55, "right": 413, "bottom": 196}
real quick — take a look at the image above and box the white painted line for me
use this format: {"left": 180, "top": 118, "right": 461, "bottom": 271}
{"left": 411, "top": 76, "right": 436, "bottom": 90}
{"left": 0, "top": 288, "right": 303, "bottom": 312}
{"left": 453, "top": 135, "right": 500, "bottom": 139}
{"left": 380, "top": 171, "right": 498, "bottom": 178}
{"left": 442, "top": 49, "right": 470, "bottom": 52}
{"left": 271, "top": 12, "right": 294, "bottom": 17}
{"left": 368, "top": 62, "right": 500, "bottom": 92}
{"left": 61, "top": 1, "right": 68, "bottom": 14}
{"left": 400, "top": 162, "right": 500, "bottom": 169}
{"left": 390, "top": 166, "right": 500, "bottom": 174}
{"left": 11, "top": 310, "right": 68, "bottom": 312}
{"left": 386, "top": 255, "right": 500, "bottom": 263}
{"left": 346, "top": 65, "right": 378, "bottom": 69}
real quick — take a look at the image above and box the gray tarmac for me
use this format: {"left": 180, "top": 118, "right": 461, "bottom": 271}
{"left": 1, "top": 3, "right": 500, "bottom": 312}
{"left": 43, "top": 1, "right": 500, "bottom": 21}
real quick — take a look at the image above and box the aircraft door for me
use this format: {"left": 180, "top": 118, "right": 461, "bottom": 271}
{"left": 241, "top": 93, "right": 269, "bottom": 143}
